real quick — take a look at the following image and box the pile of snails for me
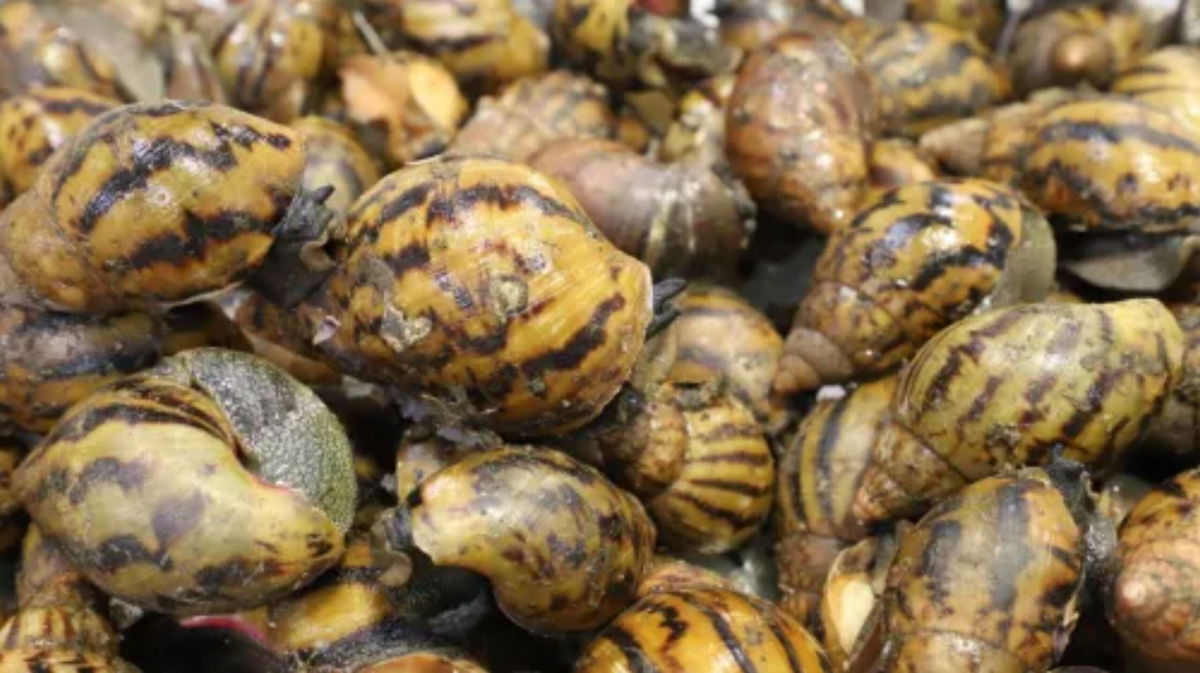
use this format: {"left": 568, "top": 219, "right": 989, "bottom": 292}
{"left": 4, "top": 0, "right": 1200, "bottom": 672}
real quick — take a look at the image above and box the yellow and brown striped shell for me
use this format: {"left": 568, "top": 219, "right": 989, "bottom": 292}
{"left": 448, "top": 70, "right": 616, "bottom": 163}
{"left": 716, "top": 0, "right": 849, "bottom": 54}
{"left": 0, "top": 100, "right": 309, "bottom": 314}
{"left": 660, "top": 73, "right": 734, "bottom": 167}
{"left": 865, "top": 138, "right": 938, "bottom": 198}
{"left": 1009, "top": 6, "right": 1145, "bottom": 97}
{"left": 574, "top": 586, "right": 830, "bottom": 673}
{"left": 773, "top": 179, "right": 1055, "bottom": 394}
{"left": 303, "top": 156, "right": 653, "bottom": 437}
{"left": 1112, "top": 46, "right": 1200, "bottom": 135}
{"left": 552, "top": 0, "right": 737, "bottom": 90}
{"left": 854, "top": 299, "right": 1183, "bottom": 526}
{"left": 375, "top": 0, "right": 549, "bottom": 94}
{"left": 529, "top": 138, "right": 753, "bottom": 279}
{"left": 401, "top": 447, "right": 655, "bottom": 633}
{"left": 1111, "top": 469, "right": 1200, "bottom": 671}
{"left": 1143, "top": 303, "right": 1200, "bottom": 459}
{"left": 1018, "top": 97, "right": 1200, "bottom": 233}
{"left": 903, "top": 0, "right": 1004, "bottom": 45}
{"left": 665, "top": 285, "right": 783, "bottom": 427}
{"left": 0, "top": 1, "right": 123, "bottom": 100}
{"left": 726, "top": 33, "right": 875, "bottom": 234}
{"left": 339, "top": 51, "right": 468, "bottom": 168}
{"left": 775, "top": 376, "right": 896, "bottom": 622}
{"left": 882, "top": 469, "right": 1083, "bottom": 673}
{"left": 211, "top": 0, "right": 339, "bottom": 122}
{"left": 292, "top": 116, "right": 381, "bottom": 218}
{"left": 851, "top": 21, "right": 1010, "bottom": 138}
{"left": 0, "top": 307, "right": 164, "bottom": 434}
{"left": 155, "top": 18, "right": 227, "bottom": 103}
{"left": 12, "top": 348, "right": 357, "bottom": 615}
{"left": 0, "top": 88, "right": 118, "bottom": 200}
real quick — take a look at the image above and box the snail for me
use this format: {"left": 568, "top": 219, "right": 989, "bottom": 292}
{"left": 300, "top": 155, "right": 655, "bottom": 437}
{"left": 1113, "top": 46, "right": 1200, "bottom": 134}
{"left": 0, "top": 100, "right": 341, "bottom": 313}
{"left": 154, "top": 16, "right": 228, "bottom": 103}
{"left": 448, "top": 70, "right": 616, "bottom": 163}
{"left": 0, "top": 0, "right": 125, "bottom": 100}
{"left": 865, "top": 138, "right": 939, "bottom": 198}
{"left": 13, "top": 348, "right": 358, "bottom": 615}
{"left": 725, "top": 33, "right": 875, "bottom": 234}
{"left": 1008, "top": 6, "right": 1145, "bottom": 97}
{"left": 773, "top": 179, "right": 1055, "bottom": 394}
{"left": 292, "top": 116, "right": 382, "bottom": 220}
{"left": 528, "top": 138, "right": 754, "bottom": 279}
{"left": 853, "top": 299, "right": 1183, "bottom": 526}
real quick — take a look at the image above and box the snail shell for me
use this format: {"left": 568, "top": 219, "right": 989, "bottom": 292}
{"left": 0, "top": 87, "right": 118, "bottom": 199}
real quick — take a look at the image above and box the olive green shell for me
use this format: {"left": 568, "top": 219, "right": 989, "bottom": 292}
{"left": 0, "top": 100, "right": 306, "bottom": 314}
{"left": 1019, "top": 98, "right": 1200, "bottom": 233}
{"left": 774, "top": 179, "right": 1055, "bottom": 393}
{"left": 883, "top": 469, "right": 1082, "bottom": 673}
{"left": 1113, "top": 47, "right": 1200, "bottom": 134}
{"left": 13, "top": 349, "right": 355, "bottom": 615}
{"left": 853, "top": 21, "right": 1011, "bottom": 138}
{"left": 1111, "top": 469, "right": 1200, "bottom": 670}
{"left": 304, "top": 156, "right": 653, "bottom": 437}
{"left": 449, "top": 70, "right": 615, "bottom": 163}
{"left": 211, "top": 0, "right": 338, "bottom": 122}
{"left": 407, "top": 447, "right": 655, "bottom": 633}
{"left": 775, "top": 376, "right": 895, "bottom": 623}
{"left": 726, "top": 33, "right": 874, "bottom": 234}
{"left": 574, "top": 586, "right": 830, "bottom": 673}
{"left": 854, "top": 300, "right": 1183, "bottom": 526}
{"left": 292, "top": 116, "right": 381, "bottom": 218}
{"left": 0, "top": 307, "right": 163, "bottom": 434}
{"left": 0, "top": 88, "right": 118, "bottom": 199}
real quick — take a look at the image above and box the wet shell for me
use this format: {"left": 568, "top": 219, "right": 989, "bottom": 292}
{"left": 665, "top": 285, "right": 783, "bottom": 427}
{"left": 0, "top": 1, "right": 122, "bottom": 99}
{"left": 529, "top": 138, "right": 753, "bottom": 279}
{"left": 1142, "top": 303, "right": 1200, "bottom": 459}
{"left": 716, "top": 0, "right": 849, "bottom": 54}
{"left": 0, "top": 100, "right": 307, "bottom": 314}
{"left": 12, "top": 349, "right": 357, "bottom": 615}
{"left": 339, "top": 51, "right": 468, "bottom": 168}
{"left": 1019, "top": 98, "right": 1200, "bottom": 233}
{"left": 0, "top": 88, "right": 118, "bottom": 199}
{"left": 865, "top": 138, "right": 939, "bottom": 198}
{"left": 574, "top": 586, "right": 830, "bottom": 673}
{"left": 776, "top": 376, "right": 895, "bottom": 622}
{"left": 853, "top": 299, "right": 1183, "bottom": 526}
{"left": 448, "top": 70, "right": 616, "bottom": 163}
{"left": 211, "top": 0, "right": 339, "bottom": 122}
{"left": 1009, "top": 7, "right": 1145, "bottom": 97}
{"left": 393, "top": 427, "right": 478, "bottom": 499}
{"left": 882, "top": 469, "right": 1083, "bottom": 673}
{"left": 1111, "top": 469, "right": 1200, "bottom": 671}
{"left": 773, "top": 179, "right": 1055, "bottom": 394}
{"left": 660, "top": 73, "right": 735, "bottom": 167}
{"left": 403, "top": 447, "right": 655, "bottom": 633}
{"left": 904, "top": 0, "right": 1004, "bottom": 45}
{"left": 726, "top": 33, "right": 875, "bottom": 234}
{"left": 852, "top": 21, "right": 1010, "bottom": 138}
{"left": 384, "top": 0, "right": 549, "bottom": 94}
{"left": 1112, "top": 46, "right": 1200, "bottom": 134}
{"left": 155, "top": 18, "right": 227, "bottom": 103}
{"left": 292, "top": 116, "right": 381, "bottom": 218}
{"left": 304, "top": 156, "right": 653, "bottom": 437}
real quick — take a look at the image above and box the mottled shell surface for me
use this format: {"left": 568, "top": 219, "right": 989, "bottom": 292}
{"left": 292, "top": 116, "right": 381, "bottom": 218}
{"left": 574, "top": 586, "right": 830, "bottom": 673}
{"left": 408, "top": 447, "right": 656, "bottom": 633}
{"left": 883, "top": 470, "right": 1082, "bottom": 673}
{"left": 1143, "top": 304, "right": 1200, "bottom": 457}
{"left": 1019, "top": 98, "right": 1200, "bottom": 232}
{"left": 0, "top": 88, "right": 117, "bottom": 198}
{"left": 0, "top": 1, "right": 122, "bottom": 100}
{"left": 307, "top": 156, "right": 653, "bottom": 437}
{"left": 0, "top": 307, "right": 164, "bottom": 434}
{"left": 12, "top": 349, "right": 355, "bottom": 615}
{"left": 1113, "top": 47, "right": 1200, "bottom": 134}
{"left": 0, "top": 100, "right": 304, "bottom": 314}
{"left": 1111, "top": 469, "right": 1200, "bottom": 670}
{"left": 726, "top": 33, "right": 874, "bottom": 234}
{"left": 905, "top": 0, "right": 1004, "bottom": 44}
{"left": 866, "top": 138, "right": 938, "bottom": 197}
{"left": 775, "top": 179, "right": 1055, "bottom": 393}
{"left": 551, "top": 0, "right": 637, "bottom": 87}
{"left": 854, "top": 300, "right": 1183, "bottom": 525}
{"left": 666, "top": 285, "right": 783, "bottom": 425}
{"left": 855, "top": 21, "right": 1010, "bottom": 138}
{"left": 449, "top": 70, "right": 616, "bottom": 162}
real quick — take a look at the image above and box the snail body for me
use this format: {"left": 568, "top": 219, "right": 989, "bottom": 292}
{"left": 726, "top": 33, "right": 874, "bottom": 234}
{"left": 13, "top": 349, "right": 357, "bottom": 615}
{"left": 774, "top": 179, "right": 1055, "bottom": 393}
{"left": 854, "top": 299, "right": 1183, "bottom": 525}
{"left": 883, "top": 469, "right": 1083, "bottom": 673}
{"left": 303, "top": 156, "right": 653, "bottom": 437}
